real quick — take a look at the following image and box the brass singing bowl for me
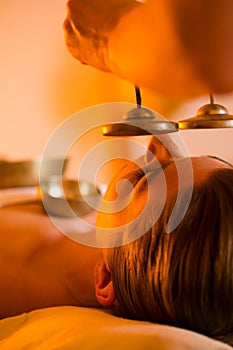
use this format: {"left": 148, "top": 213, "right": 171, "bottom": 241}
{"left": 0, "top": 158, "right": 68, "bottom": 189}
{"left": 40, "top": 177, "right": 101, "bottom": 217}
{"left": 179, "top": 103, "right": 233, "bottom": 129}
{"left": 102, "top": 106, "right": 178, "bottom": 136}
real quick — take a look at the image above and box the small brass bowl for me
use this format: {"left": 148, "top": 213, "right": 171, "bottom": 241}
{"left": 0, "top": 158, "right": 68, "bottom": 189}
{"left": 40, "top": 177, "right": 101, "bottom": 217}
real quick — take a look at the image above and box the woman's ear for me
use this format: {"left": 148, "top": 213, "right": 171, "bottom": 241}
{"left": 94, "top": 261, "right": 116, "bottom": 306}
{"left": 146, "top": 135, "right": 185, "bottom": 164}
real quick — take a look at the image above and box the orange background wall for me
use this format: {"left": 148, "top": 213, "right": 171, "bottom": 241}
{"left": 0, "top": 0, "right": 232, "bottom": 183}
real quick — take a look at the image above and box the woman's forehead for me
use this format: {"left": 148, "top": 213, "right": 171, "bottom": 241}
{"left": 97, "top": 156, "right": 232, "bottom": 229}
{"left": 107, "top": 156, "right": 232, "bottom": 199}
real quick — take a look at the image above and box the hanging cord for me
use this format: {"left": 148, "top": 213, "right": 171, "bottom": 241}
{"left": 209, "top": 93, "right": 214, "bottom": 104}
{"left": 135, "top": 85, "right": 142, "bottom": 107}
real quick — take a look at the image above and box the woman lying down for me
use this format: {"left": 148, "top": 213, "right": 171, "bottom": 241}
{"left": 0, "top": 136, "right": 232, "bottom": 347}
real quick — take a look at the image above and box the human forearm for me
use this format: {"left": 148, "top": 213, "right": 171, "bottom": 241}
{"left": 63, "top": 0, "right": 233, "bottom": 97}
{"left": 108, "top": 0, "right": 233, "bottom": 96}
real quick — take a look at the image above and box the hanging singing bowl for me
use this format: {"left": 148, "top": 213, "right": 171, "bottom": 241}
{"left": 102, "top": 106, "right": 179, "bottom": 136}
{"left": 178, "top": 102, "right": 233, "bottom": 129}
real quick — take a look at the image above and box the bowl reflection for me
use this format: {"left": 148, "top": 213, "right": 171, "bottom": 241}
{"left": 40, "top": 177, "right": 101, "bottom": 217}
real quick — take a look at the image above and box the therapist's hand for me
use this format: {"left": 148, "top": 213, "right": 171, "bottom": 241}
{"left": 63, "top": 0, "right": 139, "bottom": 71}
{"left": 63, "top": 0, "right": 233, "bottom": 97}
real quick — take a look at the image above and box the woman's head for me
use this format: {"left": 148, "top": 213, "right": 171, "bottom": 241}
{"left": 95, "top": 141, "right": 233, "bottom": 345}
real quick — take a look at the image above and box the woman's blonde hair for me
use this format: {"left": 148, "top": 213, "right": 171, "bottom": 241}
{"left": 107, "top": 167, "right": 233, "bottom": 346}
